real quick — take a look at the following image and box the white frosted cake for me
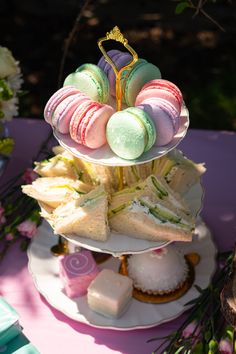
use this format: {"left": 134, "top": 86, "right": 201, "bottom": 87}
{"left": 87, "top": 269, "right": 133, "bottom": 318}
{"left": 127, "top": 245, "right": 188, "bottom": 295}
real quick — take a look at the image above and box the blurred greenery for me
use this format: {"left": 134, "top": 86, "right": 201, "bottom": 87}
{"left": 0, "top": 0, "right": 235, "bottom": 130}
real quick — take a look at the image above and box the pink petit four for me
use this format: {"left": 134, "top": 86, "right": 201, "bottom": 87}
{"left": 59, "top": 250, "right": 99, "bottom": 298}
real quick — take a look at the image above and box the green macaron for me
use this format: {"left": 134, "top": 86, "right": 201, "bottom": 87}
{"left": 121, "top": 59, "right": 162, "bottom": 107}
{"left": 125, "top": 107, "right": 156, "bottom": 151}
{"left": 63, "top": 63, "right": 109, "bottom": 103}
{"left": 106, "top": 107, "right": 156, "bottom": 160}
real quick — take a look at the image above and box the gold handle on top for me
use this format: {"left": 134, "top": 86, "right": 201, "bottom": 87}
{"left": 98, "top": 26, "right": 138, "bottom": 111}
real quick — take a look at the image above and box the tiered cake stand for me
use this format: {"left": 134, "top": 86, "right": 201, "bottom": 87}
{"left": 28, "top": 125, "right": 217, "bottom": 330}
{"left": 27, "top": 27, "right": 217, "bottom": 330}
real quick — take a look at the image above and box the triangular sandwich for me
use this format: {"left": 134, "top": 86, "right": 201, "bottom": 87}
{"left": 34, "top": 149, "right": 93, "bottom": 184}
{"left": 109, "top": 175, "right": 194, "bottom": 242}
{"left": 153, "top": 149, "right": 206, "bottom": 196}
{"left": 22, "top": 176, "right": 92, "bottom": 208}
{"left": 49, "top": 185, "right": 109, "bottom": 242}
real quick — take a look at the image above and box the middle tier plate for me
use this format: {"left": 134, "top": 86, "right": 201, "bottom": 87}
{"left": 53, "top": 106, "right": 189, "bottom": 166}
{"left": 43, "top": 180, "right": 203, "bottom": 257}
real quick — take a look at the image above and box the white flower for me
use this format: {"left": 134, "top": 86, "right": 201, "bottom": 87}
{"left": 7, "top": 70, "right": 23, "bottom": 92}
{"left": 0, "top": 97, "right": 19, "bottom": 121}
{"left": 0, "top": 47, "right": 18, "bottom": 78}
{"left": 0, "top": 47, "right": 23, "bottom": 121}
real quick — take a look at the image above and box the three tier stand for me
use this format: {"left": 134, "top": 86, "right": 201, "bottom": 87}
{"left": 28, "top": 27, "right": 217, "bottom": 330}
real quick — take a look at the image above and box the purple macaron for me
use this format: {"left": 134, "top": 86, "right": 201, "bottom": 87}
{"left": 97, "top": 49, "right": 120, "bottom": 73}
{"left": 98, "top": 49, "right": 132, "bottom": 96}
{"left": 51, "top": 93, "right": 90, "bottom": 134}
{"left": 137, "top": 98, "right": 180, "bottom": 146}
{"left": 44, "top": 86, "right": 79, "bottom": 124}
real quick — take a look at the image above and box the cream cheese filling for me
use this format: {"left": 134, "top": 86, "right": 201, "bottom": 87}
{"left": 127, "top": 198, "right": 192, "bottom": 231}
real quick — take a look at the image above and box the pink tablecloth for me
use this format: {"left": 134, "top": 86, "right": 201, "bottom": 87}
{"left": 0, "top": 119, "right": 236, "bottom": 354}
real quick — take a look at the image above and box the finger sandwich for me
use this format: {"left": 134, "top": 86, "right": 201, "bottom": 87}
{"left": 22, "top": 176, "right": 92, "bottom": 208}
{"left": 48, "top": 185, "right": 109, "bottom": 241}
{"left": 109, "top": 175, "right": 195, "bottom": 242}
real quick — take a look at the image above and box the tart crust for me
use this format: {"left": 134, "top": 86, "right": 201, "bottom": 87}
{"left": 119, "top": 253, "right": 199, "bottom": 304}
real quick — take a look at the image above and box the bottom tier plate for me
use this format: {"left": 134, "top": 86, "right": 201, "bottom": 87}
{"left": 27, "top": 219, "right": 216, "bottom": 330}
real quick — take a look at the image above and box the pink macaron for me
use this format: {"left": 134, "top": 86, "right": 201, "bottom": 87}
{"left": 69, "top": 100, "right": 114, "bottom": 149}
{"left": 44, "top": 86, "right": 80, "bottom": 124}
{"left": 70, "top": 100, "right": 97, "bottom": 144}
{"left": 51, "top": 92, "right": 90, "bottom": 134}
{"left": 137, "top": 98, "right": 180, "bottom": 146}
{"left": 135, "top": 79, "right": 183, "bottom": 113}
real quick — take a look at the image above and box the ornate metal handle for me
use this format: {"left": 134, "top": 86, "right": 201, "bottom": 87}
{"left": 98, "top": 26, "right": 138, "bottom": 111}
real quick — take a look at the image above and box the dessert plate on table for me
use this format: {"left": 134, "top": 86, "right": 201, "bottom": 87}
{"left": 40, "top": 180, "right": 203, "bottom": 256}
{"left": 53, "top": 106, "right": 189, "bottom": 167}
{"left": 28, "top": 219, "right": 216, "bottom": 330}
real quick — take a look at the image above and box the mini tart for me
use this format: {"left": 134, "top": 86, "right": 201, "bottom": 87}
{"left": 119, "top": 251, "right": 199, "bottom": 304}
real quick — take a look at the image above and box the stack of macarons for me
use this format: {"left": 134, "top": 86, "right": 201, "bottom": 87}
{"left": 135, "top": 79, "right": 184, "bottom": 146}
{"left": 98, "top": 49, "right": 162, "bottom": 106}
{"left": 44, "top": 86, "right": 114, "bottom": 149}
{"left": 44, "top": 50, "right": 185, "bottom": 159}
{"left": 105, "top": 77, "right": 184, "bottom": 158}
{"left": 98, "top": 49, "right": 132, "bottom": 97}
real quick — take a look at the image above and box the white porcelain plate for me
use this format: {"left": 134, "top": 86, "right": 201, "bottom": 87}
{"left": 54, "top": 106, "right": 189, "bottom": 167}
{"left": 42, "top": 179, "right": 203, "bottom": 257}
{"left": 28, "top": 219, "right": 216, "bottom": 330}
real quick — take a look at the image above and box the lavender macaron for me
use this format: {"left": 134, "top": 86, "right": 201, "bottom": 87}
{"left": 98, "top": 49, "right": 162, "bottom": 106}
{"left": 98, "top": 49, "right": 132, "bottom": 96}
{"left": 137, "top": 98, "right": 180, "bottom": 146}
{"left": 44, "top": 86, "right": 80, "bottom": 124}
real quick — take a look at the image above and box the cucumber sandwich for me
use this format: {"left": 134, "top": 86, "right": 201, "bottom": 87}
{"left": 109, "top": 175, "right": 195, "bottom": 242}
{"left": 47, "top": 185, "right": 109, "bottom": 241}
{"left": 22, "top": 176, "right": 92, "bottom": 208}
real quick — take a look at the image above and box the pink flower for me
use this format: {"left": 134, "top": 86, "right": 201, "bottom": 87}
{"left": 182, "top": 321, "right": 201, "bottom": 345}
{"left": 219, "top": 338, "right": 233, "bottom": 354}
{"left": 5, "top": 233, "right": 14, "bottom": 241}
{"left": 0, "top": 204, "right": 6, "bottom": 224}
{"left": 0, "top": 215, "right": 6, "bottom": 225}
{"left": 22, "top": 168, "right": 37, "bottom": 184}
{"left": 17, "top": 220, "right": 37, "bottom": 238}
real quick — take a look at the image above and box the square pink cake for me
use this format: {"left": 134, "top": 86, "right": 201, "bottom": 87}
{"left": 59, "top": 250, "right": 99, "bottom": 298}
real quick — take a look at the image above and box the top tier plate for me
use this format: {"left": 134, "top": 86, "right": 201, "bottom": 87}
{"left": 53, "top": 105, "right": 189, "bottom": 166}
